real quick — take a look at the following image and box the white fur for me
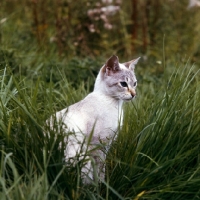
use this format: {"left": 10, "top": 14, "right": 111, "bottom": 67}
{"left": 48, "top": 55, "right": 140, "bottom": 183}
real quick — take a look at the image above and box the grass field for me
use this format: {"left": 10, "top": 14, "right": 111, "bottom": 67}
{"left": 0, "top": 55, "right": 199, "bottom": 199}
{"left": 1, "top": 1, "right": 200, "bottom": 199}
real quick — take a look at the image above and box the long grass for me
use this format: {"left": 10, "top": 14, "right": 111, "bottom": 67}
{"left": 0, "top": 55, "right": 199, "bottom": 199}
{"left": 1, "top": 1, "right": 200, "bottom": 199}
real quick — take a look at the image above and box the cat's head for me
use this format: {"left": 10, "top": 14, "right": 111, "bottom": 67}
{"left": 94, "top": 55, "right": 140, "bottom": 101}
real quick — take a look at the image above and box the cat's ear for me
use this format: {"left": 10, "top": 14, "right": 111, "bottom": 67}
{"left": 123, "top": 57, "right": 140, "bottom": 70}
{"left": 104, "top": 55, "right": 120, "bottom": 75}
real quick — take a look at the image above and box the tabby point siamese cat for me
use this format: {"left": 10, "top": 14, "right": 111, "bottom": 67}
{"left": 49, "top": 55, "right": 140, "bottom": 184}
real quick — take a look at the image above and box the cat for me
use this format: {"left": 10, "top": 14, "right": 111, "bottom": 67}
{"left": 49, "top": 55, "right": 140, "bottom": 184}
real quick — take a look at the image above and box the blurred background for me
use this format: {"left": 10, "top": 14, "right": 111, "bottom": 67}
{"left": 1, "top": 0, "right": 200, "bottom": 77}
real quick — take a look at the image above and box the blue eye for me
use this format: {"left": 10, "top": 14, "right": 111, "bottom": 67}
{"left": 120, "top": 82, "right": 128, "bottom": 87}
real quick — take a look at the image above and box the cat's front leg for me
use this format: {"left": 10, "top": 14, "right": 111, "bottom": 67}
{"left": 91, "top": 148, "right": 106, "bottom": 182}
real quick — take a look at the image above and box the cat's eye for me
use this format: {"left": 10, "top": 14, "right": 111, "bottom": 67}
{"left": 120, "top": 82, "right": 128, "bottom": 87}
{"left": 133, "top": 81, "right": 137, "bottom": 87}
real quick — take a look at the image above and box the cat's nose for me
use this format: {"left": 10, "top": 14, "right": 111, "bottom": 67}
{"left": 130, "top": 89, "right": 136, "bottom": 98}
{"left": 131, "top": 93, "right": 136, "bottom": 98}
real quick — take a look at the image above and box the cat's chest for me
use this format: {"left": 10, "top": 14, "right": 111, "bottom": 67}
{"left": 84, "top": 98, "right": 122, "bottom": 140}
{"left": 95, "top": 104, "right": 120, "bottom": 128}
{"left": 88, "top": 93, "right": 122, "bottom": 122}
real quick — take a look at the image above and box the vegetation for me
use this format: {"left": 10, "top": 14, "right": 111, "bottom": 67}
{"left": 0, "top": 0, "right": 200, "bottom": 199}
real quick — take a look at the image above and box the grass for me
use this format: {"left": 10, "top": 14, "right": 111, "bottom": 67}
{"left": 0, "top": 54, "right": 199, "bottom": 199}
{"left": 1, "top": 1, "right": 200, "bottom": 199}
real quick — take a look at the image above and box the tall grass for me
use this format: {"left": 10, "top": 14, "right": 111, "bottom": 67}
{"left": 0, "top": 56, "right": 199, "bottom": 199}
{"left": 1, "top": 1, "right": 200, "bottom": 199}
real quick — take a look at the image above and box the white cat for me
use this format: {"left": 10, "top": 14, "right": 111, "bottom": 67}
{"left": 49, "top": 55, "right": 140, "bottom": 183}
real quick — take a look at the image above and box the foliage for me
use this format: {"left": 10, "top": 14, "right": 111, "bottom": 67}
{"left": 1, "top": 0, "right": 200, "bottom": 61}
{"left": 0, "top": 56, "right": 199, "bottom": 199}
{"left": 0, "top": 0, "right": 200, "bottom": 199}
